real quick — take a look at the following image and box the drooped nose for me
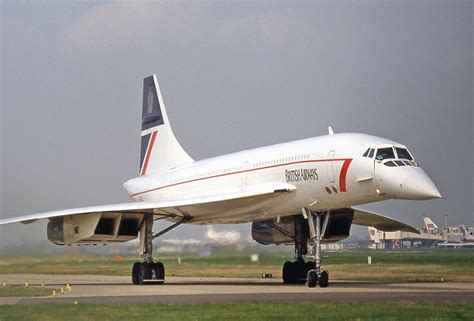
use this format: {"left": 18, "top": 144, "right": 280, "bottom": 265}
{"left": 400, "top": 169, "right": 442, "bottom": 200}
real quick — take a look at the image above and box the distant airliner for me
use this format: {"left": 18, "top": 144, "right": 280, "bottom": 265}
{"left": 0, "top": 75, "right": 441, "bottom": 288}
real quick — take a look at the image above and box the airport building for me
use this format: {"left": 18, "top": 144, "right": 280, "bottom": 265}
{"left": 368, "top": 216, "right": 474, "bottom": 250}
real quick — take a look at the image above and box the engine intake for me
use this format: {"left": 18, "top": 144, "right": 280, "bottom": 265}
{"left": 251, "top": 209, "right": 354, "bottom": 245}
{"left": 46, "top": 213, "right": 143, "bottom": 245}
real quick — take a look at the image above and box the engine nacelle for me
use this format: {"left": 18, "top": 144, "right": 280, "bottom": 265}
{"left": 47, "top": 213, "right": 143, "bottom": 245}
{"left": 251, "top": 209, "right": 354, "bottom": 245}
{"left": 251, "top": 216, "right": 297, "bottom": 245}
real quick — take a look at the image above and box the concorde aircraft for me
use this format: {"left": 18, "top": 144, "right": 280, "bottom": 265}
{"left": 0, "top": 75, "right": 442, "bottom": 288}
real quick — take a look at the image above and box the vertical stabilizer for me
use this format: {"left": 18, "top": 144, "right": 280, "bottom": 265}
{"left": 140, "top": 75, "right": 193, "bottom": 175}
{"left": 423, "top": 217, "right": 438, "bottom": 230}
{"left": 368, "top": 227, "right": 380, "bottom": 242}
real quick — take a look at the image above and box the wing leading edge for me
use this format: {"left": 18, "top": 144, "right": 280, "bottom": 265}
{"left": 0, "top": 182, "right": 296, "bottom": 225}
{"left": 351, "top": 207, "right": 420, "bottom": 234}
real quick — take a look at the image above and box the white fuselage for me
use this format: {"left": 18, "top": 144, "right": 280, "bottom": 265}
{"left": 124, "top": 133, "right": 440, "bottom": 224}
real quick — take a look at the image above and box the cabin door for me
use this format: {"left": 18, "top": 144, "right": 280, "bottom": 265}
{"left": 241, "top": 161, "right": 249, "bottom": 191}
{"left": 326, "top": 150, "right": 336, "bottom": 183}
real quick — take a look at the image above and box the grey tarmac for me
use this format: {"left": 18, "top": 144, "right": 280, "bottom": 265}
{"left": 1, "top": 274, "right": 473, "bottom": 305}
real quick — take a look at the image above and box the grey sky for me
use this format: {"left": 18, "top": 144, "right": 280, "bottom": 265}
{"left": 1, "top": 1, "right": 472, "bottom": 251}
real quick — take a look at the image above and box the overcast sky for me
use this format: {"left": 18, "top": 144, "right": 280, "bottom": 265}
{"left": 1, "top": 1, "right": 472, "bottom": 252}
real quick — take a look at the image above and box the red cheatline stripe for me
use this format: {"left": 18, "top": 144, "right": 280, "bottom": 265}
{"left": 140, "top": 131, "right": 158, "bottom": 176}
{"left": 338, "top": 159, "right": 352, "bottom": 192}
{"left": 132, "top": 157, "right": 353, "bottom": 197}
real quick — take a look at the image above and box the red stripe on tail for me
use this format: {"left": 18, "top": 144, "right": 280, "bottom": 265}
{"left": 140, "top": 131, "right": 158, "bottom": 176}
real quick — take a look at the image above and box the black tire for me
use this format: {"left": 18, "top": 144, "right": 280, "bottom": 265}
{"left": 153, "top": 262, "right": 165, "bottom": 284}
{"left": 305, "top": 261, "right": 315, "bottom": 273}
{"left": 319, "top": 270, "right": 329, "bottom": 288}
{"left": 293, "top": 261, "right": 307, "bottom": 284}
{"left": 301, "top": 261, "right": 314, "bottom": 282}
{"left": 132, "top": 262, "right": 141, "bottom": 285}
{"left": 307, "top": 269, "right": 317, "bottom": 288}
{"left": 139, "top": 262, "right": 153, "bottom": 285}
{"left": 282, "top": 261, "right": 295, "bottom": 284}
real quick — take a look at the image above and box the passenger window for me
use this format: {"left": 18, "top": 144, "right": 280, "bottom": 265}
{"left": 395, "top": 147, "right": 413, "bottom": 160}
{"left": 363, "top": 148, "right": 370, "bottom": 157}
{"left": 376, "top": 148, "right": 395, "bottom": 161}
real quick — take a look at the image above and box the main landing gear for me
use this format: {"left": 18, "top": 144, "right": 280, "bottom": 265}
{"left": 132, "top": 261, "right": 165, "bottom": 285}
{"left": 281, "top": 209, "right": 329, "bottom": 288}
{"left": 131, "top": 215, "right": 187, "bottom": 285}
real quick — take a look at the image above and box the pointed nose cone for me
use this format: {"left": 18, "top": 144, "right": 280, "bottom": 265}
{"left": 401, "top": 169, "right": 442, "bottom": 200}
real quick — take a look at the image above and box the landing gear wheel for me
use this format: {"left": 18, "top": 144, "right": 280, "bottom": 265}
{"left": 305, "top": 261, "right": 314, "bottom": 270}
{"left": 307, "top": 269, "right": 318, "bottom": 288}
{"left": 132, "top": 262, "right": 141, "bottom": 285}
{"left": 319, "top": 270, "right": 329, "bottom": 288}
{"left": 293, "top": 261, "right": 308, "bottom": 284}
{"left": 304, "top": 262, "right": 314, "bottom": 277}
{"left": 139, "top": 262, "right": 153, "bottom": 285}
{"left": 282, "top": 261, "right": 295, "bottom": 284}
{"left": 153, "top": 262, "right": 165, "bottom": 284}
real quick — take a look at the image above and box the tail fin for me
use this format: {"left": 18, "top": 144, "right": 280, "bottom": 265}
{"left": 423, "top": 217, "right": 438, "bottom": 230}
{"left": 367, "top": 227, "right": 380, "bottom": 242}
{"left": 140, "top": 75, "right": 193, "bottom": 175}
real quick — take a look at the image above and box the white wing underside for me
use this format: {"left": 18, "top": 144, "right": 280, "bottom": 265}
{"left": 1, "top": 183, "right": 418, "bottom": 236}
{"left": 352, "top": 208, "right": 419, "bottom": 234}
{"left": 0, "top": 182, "right": 296, "bottom": 225}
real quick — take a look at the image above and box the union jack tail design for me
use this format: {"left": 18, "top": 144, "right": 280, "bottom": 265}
{"left": 139, "top": 75, "right": 193, "bottom": 176}
{"left": 423, "top": 217, "right": 439, "bottom": 230}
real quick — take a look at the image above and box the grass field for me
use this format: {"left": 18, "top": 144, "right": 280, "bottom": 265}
{"left": 0, "top": 251, "right": 473, "bottom": 282}
{"left": 0, "top": 286, "right": 53, "bottom": 298}
{"left": 0, "top": 301, "right": 473, "bottom": 321}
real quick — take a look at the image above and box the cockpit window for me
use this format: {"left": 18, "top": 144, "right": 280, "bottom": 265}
{"left": 376, "top": 147, "right": 395, "bottom": 161}
{"left": 395, "top": 147, "right": 413, "bottom": 160}
{"left": 368, "top": 148, "right": 375, "bottom": 158}
{"left": 363, "top": 148, "right": 370, "bottom": 157}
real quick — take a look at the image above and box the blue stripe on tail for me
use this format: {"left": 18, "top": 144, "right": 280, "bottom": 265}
{"left": 142, "top": 76, "right": 164, "bottom": 131}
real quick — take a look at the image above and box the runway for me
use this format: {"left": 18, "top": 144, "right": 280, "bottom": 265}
{"left": 1, "top": 274, "right": 473, "bottom": 305}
